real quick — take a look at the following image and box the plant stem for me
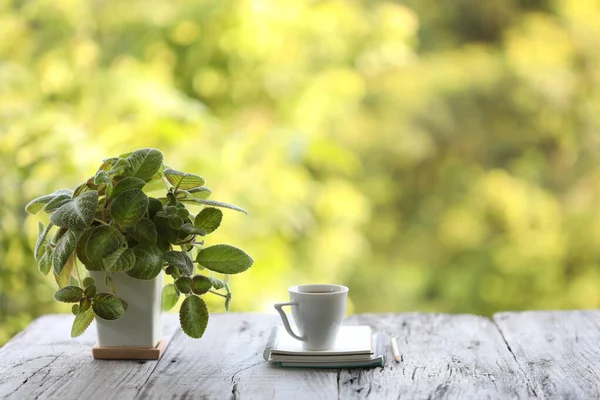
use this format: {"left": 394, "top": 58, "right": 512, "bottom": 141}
{"left": 73, "top": 256, "right": 83, "bottom": 286}
{"left": 209, "top": 290, "right": 227, "bottom": 299}
{"left": 94, "top": 218, "right": 110, "bottom": 226}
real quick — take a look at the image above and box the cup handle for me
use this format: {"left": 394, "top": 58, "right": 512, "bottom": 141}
{"left": 274, "top": 302, "right": 304, "bottom": 341}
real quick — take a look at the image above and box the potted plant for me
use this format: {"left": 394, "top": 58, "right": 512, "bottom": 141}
{"left": 25, "top": 148, "right": 253, "bottom": 353}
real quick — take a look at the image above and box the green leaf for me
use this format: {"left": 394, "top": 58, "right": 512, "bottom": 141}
{"left": 126, "top": 244, "right": 163, "bottom": 280}
{"left": 50, "top": 191, "right": 99, "bottom": 230}
{"left": 25, "top": 189, "right": 73, "bottom": 214}
{"left": 194, "top": 208, "right": 223, "bottom": 235}
{"left": 164, "top": 168, "right": 205, "bottom": 190}
{"left": 179, "top": 295, "right": 209, "bottom": 339}
{"left": 54, "top": 254, "right": 75, "bottom": 288}
{"left": 72, "top": 183, "right": 90, "bottom": 198}
{"left": 124, "top": 148, "right": 164, "bottom": 181}
{"left": 126, "top": 218, "right": 158, "bottom": 245}
{"left": 168, "top": 214, "right": 184, "bottom": 230}
{"left": 71, "top": 306, "right": 95, "bottom": 338}
{"left": 148, "top": 197, "right": 163, "bottom": 220}
{"left": 54, "top": 286, "right": 84, "bottom": 303}
{"left": 84, "top": 284, "right": 96, "bottom": 298}
{"left": 176, "top": 208, "right": 190, "bottom": 219}
{"left": 163, "top": 251, "right": 194, "bottom": 276}
{"left": 71, "top": 304, "right": 80, "bottom": 315}
{"left": 112, "top": 177, "right": 146, "bottom": 198}
{"left": 35, "top": 223, "right": 53, "bottom": 261}
{"left": 180, "top": 223, "right": 206, "bottom": 237}
{"left": 110, "top": 188, "right": 149, "bottom": 227}
{"left": 107, "top": 158, "right": 130, "bottom": 175}
{"left": 38, "top": 247, "right": 52, "bottom": 275}
{"left": 85, "top": 225, "right": 125, "bottom": 262}
{"left": 153, "top": 213, "right": 180, "bottom": 244}
{"left": 76, "top": 229, "right": 93, "bottom": 266}
{"left": 53, "top": 229, "right": 84, "bottom": 276}
{"left": 83, "top": 277, "right": 95, "bottom": 288}
{"left": 209, "top": 277, "right": 228, "bottom": 290}
{"left": 161, "top": 284, "right": 180, "bottom": 311}
{"left": 92, "top": 293, "right": 125, "bottom": 320}
{"left": 178, "top": 198, "right": 247, "bottom": 214}
{"left": 225, "top": 293, "right": 232, "bottom": 311}
{"left": 191, "top": 275, "right": 212, "bottom": 295}
{"left": 175, "top": 277, "right": 193, "bottom": 293}
{"left": 94, "top": 170, "right": 111, "bottom": 185}
{"left": 102, "top": 247, "right": 136, "bottom": 272}
{"left": 177, "top": 187, "right": 212, "bottom": 201}
{"left": 94, "top": 170, "right": 113, "bottom": 197}
{"left": 80, "top": 296, "right": 92, "bottom": 312}
{"left": 43, "top": 195, "right": 72, "bottom": 213}
{"left": 196, "top": 245, "right": 254, "bottom": 275}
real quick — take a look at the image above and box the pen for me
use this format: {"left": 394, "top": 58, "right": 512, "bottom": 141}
{"left": 390, "top": 337, "right": 401, "bottom": 362}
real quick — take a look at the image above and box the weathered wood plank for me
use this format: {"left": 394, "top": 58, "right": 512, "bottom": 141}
{"left": 137, "top": 313, "right": 339, "bottom": 400}
{"left": 339, "top": 313, "right": 538, "bottom": 399}
{"left": 0, "top": 314, "right": 179, "bottom": 400}
{"left": 494, "top": 310, "right": 600, "bottom": 399}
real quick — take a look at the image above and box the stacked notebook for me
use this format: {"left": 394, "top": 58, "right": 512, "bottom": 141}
{"left": 263, "top": 325, "right": 385, "bottom": 368}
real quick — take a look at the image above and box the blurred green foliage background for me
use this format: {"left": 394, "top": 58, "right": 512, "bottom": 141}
{"left": 2, "top": 0, "right": 600, "bottom": 345}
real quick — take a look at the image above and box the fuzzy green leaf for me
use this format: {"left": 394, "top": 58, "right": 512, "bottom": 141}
{"left": 153, "top": 213, "right": 180, "bottom": 244}
{"left": 72, "top": 183, "right": 90, "bottom": 198}
{"left": 71, "top": 306, "right": 95, "bottom": 338}
{"left": 71, "top": 304, "right": 80, "bottom": 315}
{"left": 50, "top": 191, "right": 98, "bottom": 230}
{"left": 225, "top": 293, "right": 232, "bottom": 311}
{"left": 80, "top": 296, "right": 92, "bottom": 312}
{"left": 110, "top": 188, "right": 149, "bottom": 227}
{"left": 179, "top": 295, "right": 209, "bottom": 339}
{"left": 83, "top": 277, "right": 95, "bottom": 288}
{"left": 163, "top": 251, "right": 194, "bottom": 276}
{"left": 85, "top": 225, "right": 125, "bottom": 262}
{"left": 94, "top": 170, "right": 111, "bottom": 185}
{"left": 54, "top": 286, "right": 84, "bottom": 303}
{"left": 168, "top": 214, "right": 184, "bottom": 230}
{"left": 164, "top": 168, "right": 205, "bottom": 190}
{"left": 180, "top": 223, "right": 206, "bottom": 237}
{"left": 194, "top": 207, "right": 223, "bottom": 234}
{"left": 175, "top": 277, "right": 193, "bottom": 293}
{"left": 38, "top": 247, "right": 52, "bottom": 275}
{"left": 148, "top": 197, "right": 163, "bottom": 220}
{"left": 43, "top": 195, "right": 72, "bottom": 213}
{"left": 76, "top": 229, "right": 93, "bottom": 266}
{"left": 124, "top": 148, "right": 164, "bottom": 181}
{"left": 126, "top": 217, "right": 158, "bottom": 245}
{"left": 177, "top": 187, "right": 212, "bottom": 201}
{"left": 25, "top": 189, "right": 73, "bottom": 214}
{"left": 209, "top": 277, "right": 228, "bottom": 290}
{"left": 196, "top": 245, "right": 254, "bottom": 275}
{"left": 112, "top": 177, "right": 146, "bottom": 198}
{"left": 191, "top": 275, "right": 212, "bottom": 295}
{"left": 84, "top": 284, "right": 96, "bottom": 298}
{"left": 35, "top": 223, "right": 53, "bottom": 261}
{"left": 126, "top": 244, "right": 163, "bottom": 280}
{"left": 161, "top": 284, "right": 180, "bottom": 311}
{"left": 102, "top": 247, "right": 136, "bottom": 272}
{"left": 92, "top": 293, "right": 125, "bottom": 320}
{"left": 178, "top": 198, "right": 247, "bottom": 214}
{"left": 53, "top": 229, "right": 84, "bottom": 276}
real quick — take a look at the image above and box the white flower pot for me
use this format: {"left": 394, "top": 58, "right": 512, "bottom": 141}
{"left": 90, "top": 271, "right": 163, "bottom": 348}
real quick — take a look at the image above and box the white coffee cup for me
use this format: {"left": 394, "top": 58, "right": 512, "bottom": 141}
{"left": 274, "top": 284, "right": 349, "bottom": 350}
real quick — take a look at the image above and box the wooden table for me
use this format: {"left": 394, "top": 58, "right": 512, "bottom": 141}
{"left": 1, "top": 311, "right": 599, "bottom": 399}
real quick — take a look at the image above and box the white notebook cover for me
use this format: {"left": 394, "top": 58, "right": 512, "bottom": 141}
{"left": 270, "top": 325, "right": 373, "bottom": 356}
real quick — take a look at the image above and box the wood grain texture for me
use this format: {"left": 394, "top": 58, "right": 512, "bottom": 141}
{"left": 494, "top": 310, "right": 600, "bottom": 399}
{"left": 0, "top": 314, "right": 179, "bottom": 400}
{"left": 339, "top": 313, "right": 538, "bottom": 399}
{"left": 137, "top": 313, "right": 339, "bottom": 400}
